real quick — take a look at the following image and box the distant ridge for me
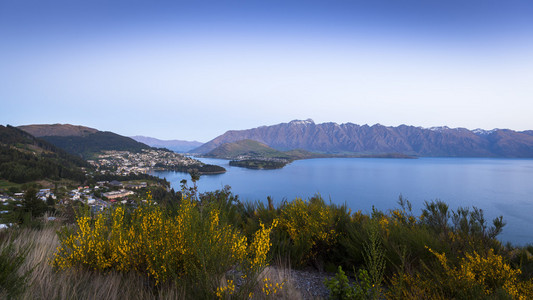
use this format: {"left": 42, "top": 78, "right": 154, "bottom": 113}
{"left": 0, "top": 125, "right": 88, "bottom": 183}
{"left": 18, "top": 124, "right": 152, "bottom": 158}
{"left": 130, "top": 136, "right": 203, "bottom": 153}
{"left": 18, "top": 124, "right": 98, "bottom": 137}
{"left": 192, "top": 119, "right": 533, "bottom": 158}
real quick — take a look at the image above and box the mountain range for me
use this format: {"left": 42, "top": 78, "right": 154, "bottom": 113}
{"left": 130, "top": 136, "right": 203, "bottom": 153}
{"left": 192, "top": 119, "right": 533, "bottom": 158}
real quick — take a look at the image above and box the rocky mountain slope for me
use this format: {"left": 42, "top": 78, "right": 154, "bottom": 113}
{"left": 192, "top": 119, "right": 533, "bottom": 158}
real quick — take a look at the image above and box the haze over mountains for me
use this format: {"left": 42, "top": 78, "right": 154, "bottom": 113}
{"left": 130, "top": 136, "right": 202, "bottom": 153}
{"left": 193, "top": 119, "right": 533, "bottom": 158}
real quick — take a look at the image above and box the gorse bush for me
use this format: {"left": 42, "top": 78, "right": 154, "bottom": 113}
{"left": 431, "top": 247, "right": 533, "bottom": 299}
{"left": 52, "top": 196, "right": 277, "bottom": 298}
{"left": 277, "top": 196, "right": 338, "bottom": 268}
{"left": 387, "top": 247, "right": 533, "bottom": 299}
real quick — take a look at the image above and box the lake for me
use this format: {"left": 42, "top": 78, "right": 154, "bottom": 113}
{"left": 152, "top": 157, "right": 533, "bottom": 245}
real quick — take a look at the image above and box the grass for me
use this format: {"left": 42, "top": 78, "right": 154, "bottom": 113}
{"left": 0, "top": 180, "right": 20, "bottom": 190}
{"left": 4, "top": 224, "right": 181, "bottom": 299}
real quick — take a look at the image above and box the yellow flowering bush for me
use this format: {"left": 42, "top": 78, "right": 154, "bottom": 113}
{"left": 388, "top": 247, "right": 533, "bottom": 299}
{"left": 248, "top": 220, "right": 278, "bottom": 271}
{"left": 52, "top": 213, "right": 113, "bottom": 271}
{"left": 378, "top": 216, "right": 390, "bottom": 236}
{"left": 278, "top": 197, "right": 337, "bottom": 266}
{"left": 53, "top": 196, "right": 278, "bottom": 297}
{"left": 261, "top": 277, "right": 284, "bottom": 296}
{"left": 428, "top": 247, "right": 533, "bottom": 299}
{"left": 216, "top": 279, "right": 235, "bottom": 299}
{"left": 389, "top": 208, "right": 416, "bottom": 227}
{"left": 351, "top": 209, "right": 367, "bottom": 223}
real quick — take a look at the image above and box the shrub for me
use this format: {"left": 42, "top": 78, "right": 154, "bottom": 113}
{"left": 387, "top": 247, "right": 533, "bottom": 299}
{"left": 52, "top": 196, "right": 278, "bottom": 298}
{"left": 278, "top": 196, "right": 338, "bottom": 268}
{"left": 324, "top": 266, "right": 375, "bottom": 300}
{"left": 0, "top": 240, "right": 30, "bottom": 299}
{"left": 363, "top": 219, "right": 386, "bottom": 291}
{"left": 429, "top": 247, "right": 533, "bottom": 299}
{"left": 420, "top": 200, "right": 450, "bottom": 236}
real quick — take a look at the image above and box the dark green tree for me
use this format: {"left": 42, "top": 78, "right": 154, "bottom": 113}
{"left": 46, "top": 194, "right": 55, "bottom": 206}
{"left": 21, "top": 187, "right": 48, "bottom": 218}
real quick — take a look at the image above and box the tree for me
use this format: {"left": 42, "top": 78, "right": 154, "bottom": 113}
{"left": 188, "top": 168, "right": 201, "bottom": 185}
{"left": 46, "top": 194, "right": 55, "bottom": 206}
{"left": 21, "top": 187, "right": 48, "bottom": 218}
{"left": 186, "top": 168, "right": 201, "bottom": 201}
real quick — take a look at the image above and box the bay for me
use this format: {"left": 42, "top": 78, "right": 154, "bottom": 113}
{"left": 152, "top": 157, "right": 533, "bottom": 245}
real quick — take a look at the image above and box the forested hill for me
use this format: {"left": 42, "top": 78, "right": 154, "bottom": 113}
{"left": 204, "top": 139, "right": 325, "bottom": 160}
{"left": 205, "top": 139, "right": 292, "bottom": 159}
{"left": 41, "top": 132, "right": 152, "bottom": 158}
{"left": 0, "top": 125, "right": 88, "bottom": 183}
{"left": 19, "top": 124, "right": 153, "bottom": 158}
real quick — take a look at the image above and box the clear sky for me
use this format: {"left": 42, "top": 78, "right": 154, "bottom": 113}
{"left": 1, "top": 0, "right": 533, "bottom": 142}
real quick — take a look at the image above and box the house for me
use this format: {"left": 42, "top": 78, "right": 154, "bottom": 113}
{"left": 109, "top": 180, "right": 123, "bottom": 188}
{"left": 91, "top": 205, "right": 104, "bottom": 214}
{"left": 103, "top": 189, "right": 134, "bottom": 199}
{"left": 125, "top": 182, "right": 147, "bottom": 190}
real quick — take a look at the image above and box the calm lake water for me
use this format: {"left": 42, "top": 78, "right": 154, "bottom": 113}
{"left": 152, "top": 157, "right": 533, "bottom": 245}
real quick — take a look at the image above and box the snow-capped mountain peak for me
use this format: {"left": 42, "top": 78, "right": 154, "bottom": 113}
{"left": 289, "top": 119, "right": 315, "bottom": 125}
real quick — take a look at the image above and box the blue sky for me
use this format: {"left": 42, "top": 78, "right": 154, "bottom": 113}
{"left": 1, "top": 0, "right": 533, "bottom": 141}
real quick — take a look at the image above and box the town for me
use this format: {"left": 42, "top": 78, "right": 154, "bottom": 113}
{"left": 0, "top": 178, "right": 168, "bottom": 228}
{"left": 87, "top": 149, "right": 205, "bottom": 175}
{"left": 0, "top": 149, "right": 210, "bottom": 228}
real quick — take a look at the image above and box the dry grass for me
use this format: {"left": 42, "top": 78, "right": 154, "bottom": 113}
{"left": 7, "top": 225, "right": 182, "bottom": 300}
{"left": 258, "top": 266, "right": 303, "bottom": 299}
{"left": 4, "top": 225, "right": 313, "bottom": 299}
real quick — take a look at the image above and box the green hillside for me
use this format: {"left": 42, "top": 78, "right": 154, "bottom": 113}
{"left": 0, "top": 125, "right": 89, "bottom": 184}
{"left": 205, "top": 139, "right": 326, "bottom": 160}
{"left": 204, "top": 139, "right": 328, "bottom": 169}
{"left": 40, "top": 131, "right": 152, "bottom": 158}
{"left": 205, "top": 139, "right": 291, "bottom": 159}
